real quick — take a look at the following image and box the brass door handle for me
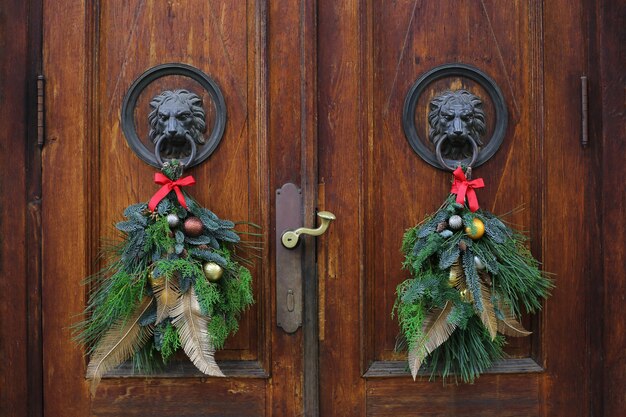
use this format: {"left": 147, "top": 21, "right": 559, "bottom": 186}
{"left": 281, "top": 211, "right": 336, "bottom": 249}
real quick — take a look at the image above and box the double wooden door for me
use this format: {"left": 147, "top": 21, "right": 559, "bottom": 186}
{"left": 40, "top": 1, "right": 603, "bottom": 416}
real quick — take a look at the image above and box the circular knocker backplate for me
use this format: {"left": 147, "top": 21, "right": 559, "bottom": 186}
{"left": 121, "top": 63, "right": 227, "bottom": 168}
{"left": 402, "top": 63, "right": 508, "bottom": 170}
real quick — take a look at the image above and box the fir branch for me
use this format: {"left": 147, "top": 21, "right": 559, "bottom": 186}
{"left": 123, "top": 203, "right": 148, "bottom": 218}
{"left": 188, "top": 249, "right": 228, "bottom": 267}
{"left": 183, "top": 235, "right": 210, "bottom": 245}
{"left": 462, "top": 249, "right": 483, "bottom": 313}
{"left": 409, "top": 233, "right": 444, "bottom": 274}
{"left": 438, "top": 239, "right": 461, "bottom": 270}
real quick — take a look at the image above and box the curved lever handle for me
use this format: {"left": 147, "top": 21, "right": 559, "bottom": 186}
{"left": 281, "top": 211, "right": 336, "bottom": 249}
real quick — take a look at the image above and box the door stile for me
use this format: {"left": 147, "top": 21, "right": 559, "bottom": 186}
{"left": 26, "top": 0, "right": 45, "bottom": 416}
{"left": 42, "top": 1, "right": 92, "bottom": 415}
{"left": 300, "top": 0, "right": 320, "bottom": 416}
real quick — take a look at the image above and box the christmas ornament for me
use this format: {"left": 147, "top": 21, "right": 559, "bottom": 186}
{"left": 74, "top": 160, "right": 255, "bottom": 394}
{"left": 474, "top": 256, "right": 486, "bottom": 270}
{"left": 167, "top": 213, "right": 180, "bottom": 228}
{"left": 394, "top": 166, "right": 552, "bottom": 383}
{"left": 448, "top": 215, "right": 463, "bottom": 230}
{"left": 183, "top": 216, "right": 204, "bottom": 237}
{"left": 465, "top": 218, "right": 485, "bottom": 240}
{"left": 203, "top": 262, "right": 224, "bottom": 282}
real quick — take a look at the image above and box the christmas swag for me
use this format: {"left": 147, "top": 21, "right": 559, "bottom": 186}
{"left": 394, "top": 167, "right": 552, "bottom": 383}
{"left": 75, "top": 161, "right": 254, "bottom": 393}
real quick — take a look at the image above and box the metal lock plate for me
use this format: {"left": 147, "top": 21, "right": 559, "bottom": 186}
{"left": 275, "top": 183, "right": 303, "bottom": 333}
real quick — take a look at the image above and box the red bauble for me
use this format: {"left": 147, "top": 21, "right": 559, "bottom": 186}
{"left": 183, "top": 217, "right": 204, "bottom": 237}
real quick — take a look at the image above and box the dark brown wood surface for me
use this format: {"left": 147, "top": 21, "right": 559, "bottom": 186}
{"left": 1, "top": 0, "right": 623, "bottom": 416}
{"left": 316, "top": 0, "right": 615, "bottom": 416}
{"left": 598, "top": 0, "right": 626, "bottom": 415}
{"left": 0, "top": 1, "right": 31, "bottom": 417}
{"left": 39, "top": 0, "right": 308, "bottom": 416}
{"left": 542, "top": 0, "right": 603, "bottom": 415}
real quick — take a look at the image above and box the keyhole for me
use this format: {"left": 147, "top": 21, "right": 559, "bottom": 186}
{"left": 287, "top": 289, "right": 295, "bottom": 312}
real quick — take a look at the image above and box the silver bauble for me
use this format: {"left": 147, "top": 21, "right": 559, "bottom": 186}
{"left": 448, "top": 215, "right": 463, "bottom": 230}
{"left": 474, "top": 256, "right": 486, "bottom": 270}
{"left": 167, "top": 213, "right": 180, "bottom": 228}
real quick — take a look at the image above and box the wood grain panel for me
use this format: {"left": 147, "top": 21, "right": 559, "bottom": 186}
{"left": 318, "top": 0, "right": 367, "bottom": 416}
{"left": 367, "top": 374, "right": 540, "bottom": 417}
{"left": 43, "top": 1, "right": 91, "bottom": 415}
{"left": 543, "top": 0, "right": 602, "bottom": 415}
{"left": 92, "top": 379, "right": 266, "bottom": 417}
{"left": 267, "top": 0, "right": 310, "bottom": 413}
{"left": 0, "top": 1, "right": 30, "bottom": 416}
{"left": 598, "top": 0, "right": 626, "bottom": 415}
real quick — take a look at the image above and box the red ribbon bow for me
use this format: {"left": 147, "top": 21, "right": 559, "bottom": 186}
{"left": 450, "top": 167, "right": 484, "bottom": 212}
{"left": 148, "top": 172, "right": 196, "bottom": 212}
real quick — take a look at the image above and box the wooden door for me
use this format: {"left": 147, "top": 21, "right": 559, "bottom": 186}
{"left": 38, "top": 1, "right": 618, "bottom": 417}
{"left": 315, "top": 1, "right": 605, "bottom": 416}
{"left": 42, "top": 1, "right": 314, "bottom": 416}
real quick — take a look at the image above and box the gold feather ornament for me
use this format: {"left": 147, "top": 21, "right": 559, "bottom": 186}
{"left": 395, "top": 167, "right": 551, "bottom": 383}
{"left": 86, "top": 296, "right": 154, "bottom": 395}
{"left": 76, "top": 160, "right": 255, "bottom": 394}
{"left": 151, "top": 274, "right": 180, "bottom": 324}
{"left": 408, "top": 302, "right": 457, "bottom": 379}
{"left": 171, "top": 288, "right": 224, "bottom": 376}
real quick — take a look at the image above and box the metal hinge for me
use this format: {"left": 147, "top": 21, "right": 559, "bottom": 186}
{"left": 37, "top": 75, "right": 45, "bottom": 148}
{"left": 580, "top": 75, "right": 589, "bottom": 148}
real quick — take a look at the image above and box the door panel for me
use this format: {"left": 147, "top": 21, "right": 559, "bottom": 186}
{"left": 97, "top": 0, "right": 262, "bottom": 364}
{"left": 42, "top": 1, "right": 310, "bottom": 415}
{"left": 318, "top": 0, "right": 596, "bottom": 416}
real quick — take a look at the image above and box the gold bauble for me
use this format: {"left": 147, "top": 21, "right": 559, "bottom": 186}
{"left": 464, "top": 218, "right": 485, "bottom": 240}
{"left": 448, "top": 263, "right": 462, "bottom": 287}
{"left": 203, "top": 262, "right": 224, "bottom": 282}
{"left": 459, "top": 289, "right": 472, "bottom": 303}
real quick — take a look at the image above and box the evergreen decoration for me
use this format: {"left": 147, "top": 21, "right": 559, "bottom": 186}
{"left": 393, "top": 167, "right": 552, "bottom": 383}
{"left": 74, "top": 160, "right": 255, "bottom": 394}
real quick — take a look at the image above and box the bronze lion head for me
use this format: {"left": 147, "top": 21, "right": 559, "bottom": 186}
{"left": 148, "top": 89, "right": 207, "bottom": 159}
{"left": 428, "top": 89, "right": 486, "bottom": 161}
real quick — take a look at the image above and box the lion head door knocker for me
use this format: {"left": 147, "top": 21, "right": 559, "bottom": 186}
{"left": 149, "top": 89, "right": 207, "bottom": 164}
{"left": 122, "top": 63, "right": 227, "bottom": 168}
{"left": 429, "top": 89, "right": 486, "bottom": 168}
{"left": 403, "top": 64, "right": 508, "bottom": 171}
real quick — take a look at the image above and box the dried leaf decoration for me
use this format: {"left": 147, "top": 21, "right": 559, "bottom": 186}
{"left": 171, "top": 287, "right": 224, "bottom": 377}
{"left": 479, "top": 280, "right": 498, "bottom": 340}
{"left": 408, "top": 301, "right": 457, "bottom": 380}
{"left": 86, "top": 296, "right": 154, "bottom": 395}
{"left": 497, "top": 303, "right": 532, "bottom": 337}
{"left": 152, "top": 277, "right": 180, "bottom": 324}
